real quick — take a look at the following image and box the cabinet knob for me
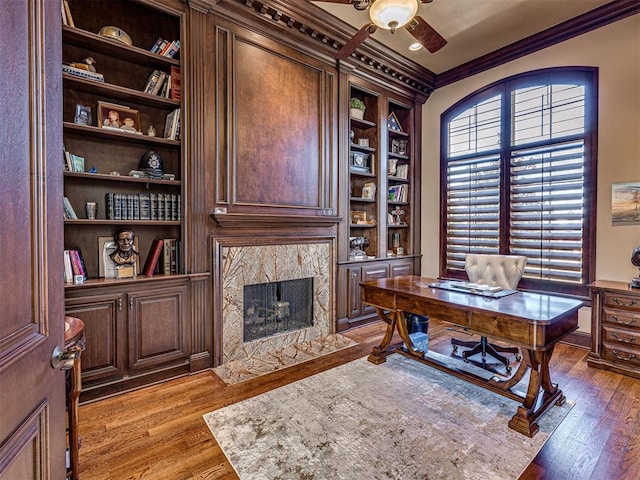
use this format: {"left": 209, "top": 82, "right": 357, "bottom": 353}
{"left": 118, "top": 298, "right": 123, "bottom": 311}
{"left": 129, "top": 298, "right": 134, "bottom": 310}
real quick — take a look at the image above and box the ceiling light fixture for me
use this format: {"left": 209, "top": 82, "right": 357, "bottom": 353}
{"left": 408, "top": 42, "right": 423, "bottom": 51}
{"left": 369, "top": 0, "right": 419, "bottom": 33}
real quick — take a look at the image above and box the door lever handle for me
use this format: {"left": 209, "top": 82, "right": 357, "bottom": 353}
{"left": 51, "top": 345, "right": 79, "bottom": 370}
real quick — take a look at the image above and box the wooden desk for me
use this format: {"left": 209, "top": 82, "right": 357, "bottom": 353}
{"left": 361, "top": 275, "right": 582, "bottom": 437}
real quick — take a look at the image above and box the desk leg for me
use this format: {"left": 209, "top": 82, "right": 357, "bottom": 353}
{"left": 368, "top": 309, "right": 424, "bottom": 364}
{"left": 368, "top": 308, "right": 400, "bottom": 364}
{"left": 508, "top": 346, "right": 565, "bottom": 437}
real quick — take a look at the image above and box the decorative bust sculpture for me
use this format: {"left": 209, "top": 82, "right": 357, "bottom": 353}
{"left": 109, "top": 229, "right": 139, "bottom": 266}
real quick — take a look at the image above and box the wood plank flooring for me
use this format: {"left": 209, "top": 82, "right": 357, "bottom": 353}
{"left": 77, "top": 319, "right": 640, "bottom": 480}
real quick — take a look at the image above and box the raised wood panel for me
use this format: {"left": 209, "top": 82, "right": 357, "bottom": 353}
{"left": 0, "top": 0, "right": 65, "bottom": 477}
{"left": 347, "top": 266, "right": 362, "bottom": 319}
{"left": 128, "top": 285, "right": 188, "bottom": 370}
{"left": 65, "top": 294, "right": 125, "bottom": 383}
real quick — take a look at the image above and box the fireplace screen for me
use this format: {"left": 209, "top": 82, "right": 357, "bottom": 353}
{"left": 243, "top": 277, "right": 314, "bottom": 342}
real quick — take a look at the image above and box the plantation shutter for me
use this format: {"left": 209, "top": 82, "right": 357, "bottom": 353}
{"left": 441, "top": 70, "right": 595, "bottom": 296}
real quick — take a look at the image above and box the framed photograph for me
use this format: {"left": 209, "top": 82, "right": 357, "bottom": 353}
{"left": 361, "top": 186, "right": 375, "bottom": 200}
{"left": 358, "top": 138, "right": 370, "bottom": 147}
{"left": 98, "top": 235, "right": 140, "bottom": 278}
{"left": 387, "top": 112, "right": 403, "bottom": 132}
{"left": 97, "top": 101, "right": 141, "bottom": 134}
{"left": 74, "top": 104, "right": 92, "bottom": 126}
{"left": 350, "top": 211, "right": 367, "bottom": 224}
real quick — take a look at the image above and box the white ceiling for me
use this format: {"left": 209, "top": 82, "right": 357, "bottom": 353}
{"left": 312, "top": 0, "right": 613, "bottom": 74}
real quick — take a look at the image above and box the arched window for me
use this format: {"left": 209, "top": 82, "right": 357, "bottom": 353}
{"left": 440, "top": 67, "right": 597, "bottom": 297}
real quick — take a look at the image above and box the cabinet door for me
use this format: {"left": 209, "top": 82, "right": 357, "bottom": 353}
{"left": 362, "top": 263, "right": 390, "bottom": 315}
{"left": 346, "top": 266, "right": 363, "bottom": 319}
{"left": 66, "top": 292, "right": 127, "bottom": 384}
{"left": 128, "top": 285, "right": 188, "bottom": 371}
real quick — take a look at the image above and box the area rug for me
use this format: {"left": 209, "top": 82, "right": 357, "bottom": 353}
{"left": 204, "top": 353, "right": 573, "bottom": 480}
{"left": 212, "top": 333, "right": 357, "bottom": 385}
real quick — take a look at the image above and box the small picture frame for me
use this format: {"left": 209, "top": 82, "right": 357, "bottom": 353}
{"left": 387, "top": 112, "right": 403, "bottom": 132}
{"left": 98, "top": 236, "right": 118, "bottom": 278}
{"left": 74, "top": 104, "right": 92, "bottom": 126}
{"left": 350, "top": 211, "right": 367, "bottom": 224}
{"left": 358, "top": 138, "right": 370, "bottom": 147}
{"left": 361, "top": 186, "right": 375, "bottom": 200}
{"left": 97, "top": 101, "right": 141, "bottom": 134}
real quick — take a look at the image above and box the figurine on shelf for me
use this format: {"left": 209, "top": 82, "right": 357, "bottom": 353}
{"left": 109, "top": 229, "right": 139, "bottom": 266}
{"left": 69, "top": 56, "right": 97, "bottom": 73}
{"left": 103, "top": 110, "right": 121, "bottom": 128}
{"left": 389, "top": 207, "right": 406, "bottom": 225}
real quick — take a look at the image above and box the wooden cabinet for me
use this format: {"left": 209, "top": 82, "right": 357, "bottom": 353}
{"left": 588, "top": 280, "right": 640, "bottom": 379}
{"left": 61, "top": 0, "right": 198, "bottom": 400}
{"left": 338, "top": 74, "right": 422, "bottom": 329}
{"left": 65, "top": 277, "right": 190, "bottom": 402}
{"left": 339, "top": 259, "right": 414, "bottom": 330}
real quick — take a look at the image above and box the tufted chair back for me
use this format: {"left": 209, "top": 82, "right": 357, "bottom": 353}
{"left": 464, "top": 254, "right": 526, "bottom": 290}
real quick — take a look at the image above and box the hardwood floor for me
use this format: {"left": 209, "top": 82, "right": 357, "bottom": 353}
{"left": 77, "top": 319, "right": 640, "bottom": 480}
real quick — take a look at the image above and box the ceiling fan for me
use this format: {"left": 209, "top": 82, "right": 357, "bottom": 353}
{"left": 323, "top": 0, "right": 447, "bottom": 59}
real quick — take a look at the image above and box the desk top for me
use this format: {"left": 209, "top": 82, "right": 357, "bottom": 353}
{"left": 361, "top": 275, "right": 583, "bottom": 325}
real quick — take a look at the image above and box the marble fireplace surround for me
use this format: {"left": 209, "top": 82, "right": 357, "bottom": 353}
{"left": 219, "top": 240, "right": 334, "bottom": 364}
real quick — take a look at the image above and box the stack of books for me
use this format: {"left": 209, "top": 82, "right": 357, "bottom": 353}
{"left": 105, "top": 192, "right": 181, "bottom": 221}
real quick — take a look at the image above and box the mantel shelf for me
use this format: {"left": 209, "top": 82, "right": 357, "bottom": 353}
{"left": 211, "top": 212, "right": 342, "bottom": 227}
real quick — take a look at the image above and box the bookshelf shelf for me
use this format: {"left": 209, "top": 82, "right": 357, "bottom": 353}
{"left": 64, "top": 172, "right": 181, "bottom": 186}
{"left": 63, "top": 122, "right": 180, "bottom": 146}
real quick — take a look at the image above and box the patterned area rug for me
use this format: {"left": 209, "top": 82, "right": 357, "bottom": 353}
{"left": 204, "top": 353, "right": 573, "bottom": 480}
{"left": 213, "top": 333, "right": 358, "bottom": 385}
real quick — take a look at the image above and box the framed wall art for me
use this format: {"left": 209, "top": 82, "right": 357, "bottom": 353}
{"left": 97, "top": 101, "right": 141, "bottom": 134}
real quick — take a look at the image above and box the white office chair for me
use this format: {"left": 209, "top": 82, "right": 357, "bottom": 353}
{"left": 451, "top": 253, "right": 527, "bottom": 372}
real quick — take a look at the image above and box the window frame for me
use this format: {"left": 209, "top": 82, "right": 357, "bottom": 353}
{"left": 439, "top": 67, "right": 598, "bottom": 298}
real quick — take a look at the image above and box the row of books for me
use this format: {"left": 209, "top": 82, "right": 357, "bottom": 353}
{"left": 63, "top": 249, "right": 87, "bottom": 283}
{"left": 143, "top": 66, "right": 180, "bottom": 100}
{"left": 142, "top": 238, "right": 181, "bottom": 276}
{"left": 60, "top": 0, "right": 74, "bottom": 27}
{"left": 388, "top": 184, "right": 409, "bottom": 203}
{"left": 150, "top": 38, "right": 181, "bottom": 58}
{"left": 105, "top": 192, "right": 181, "bottom": 221}
{"left": 63, "top": 196, "right": 78, "bottom": 219}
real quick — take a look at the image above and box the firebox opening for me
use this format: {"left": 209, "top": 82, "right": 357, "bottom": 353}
{"left": 243, "top": 277, "right": 314, "bottom": 342}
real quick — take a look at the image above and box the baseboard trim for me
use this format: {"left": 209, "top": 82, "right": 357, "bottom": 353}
{"left": 561, "top": 330, "right": 591, "bottom": 349}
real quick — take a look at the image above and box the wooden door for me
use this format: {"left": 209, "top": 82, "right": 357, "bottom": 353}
{"left": 0, "top": 1, "right": 66, "bottom": 478}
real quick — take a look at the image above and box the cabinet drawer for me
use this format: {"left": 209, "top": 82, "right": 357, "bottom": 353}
{"left": 603, "top": 293, "right": 640, "bottom": 311}
{"left": 602, "top": 325, "right": 640, "bottom": 348}
{"left": 602, "top": 343, "right": 640, "bottom": 366}
{"left": 603, "top": 309, "right": 640, "bottom": 329}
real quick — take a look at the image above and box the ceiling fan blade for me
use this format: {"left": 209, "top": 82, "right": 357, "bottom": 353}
{"left": 336, "top": 23, "right": 377, "bottom": 60}
{"left": 405, "top": 15, "right": 447, "bottom": 53}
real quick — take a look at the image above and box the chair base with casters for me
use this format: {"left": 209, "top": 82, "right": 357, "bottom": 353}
{"left": 451, "top": 336, "right": 521, "bottom": 373}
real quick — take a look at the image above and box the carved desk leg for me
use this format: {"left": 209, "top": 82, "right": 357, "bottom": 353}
{"left": 368, "top": 308, "right": 397, "bottom": 364}
{"left": 508, "top": 346, "right": 564, "bottom": 437}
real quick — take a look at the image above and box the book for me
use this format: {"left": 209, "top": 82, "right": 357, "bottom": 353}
{"left": 163, "top": 108, "right": 180, "bottom": 140}
{"left": 62, "top": 64, "right": 104, "bottom": 82}
{"left": 63, "top": 250, "right": 73, "bottom": 283}
{"left": 63, "top": 196, "right": 78, "bottom": 219}
{"left": 76, "top": 249, "right": 88, "bottom": 280}
{"left": 63, "top": 0, "right": 74, "bottom": 28}
{"left": 143, "top": 70, "right": 162, "bottom": 94}
{"left": 70, "top": 153, "right": 84, "bottom": 172}
{"left": 64, "top": 150, "right": 73, "bottom": 172}
{"left": 69, "top": 249, "right": 83, "bottom": 277}
{"left": 61, "top": 0, "right": 68, "bottom": 26}
{"left": 150, "top": 37, "right": 165, "bottom": 54}
{"left": 142, "top": 239, "right": 164, "bottom": 276}
{"left": 161, "top": 238, "right": 174, "bottom": 274}
{"left": 169, "top": 66, "right": 181, "bottom": 100}
{"left": 164, "top": 40, "right": 181, "bottom": 59}
{"left": 151, "top": 71, "right": 168, "bottom": 96}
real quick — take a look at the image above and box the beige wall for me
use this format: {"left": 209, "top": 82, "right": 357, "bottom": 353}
{"left": 421, "top": 14, "right": 640, "bottom": 288}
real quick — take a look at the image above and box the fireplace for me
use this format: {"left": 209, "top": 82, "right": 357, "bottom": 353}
{"left": 219, "top": 241, "right": 333, "bottom": 364}
{"left": 243, "top": 277, "right": 314, "bottom": 342}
